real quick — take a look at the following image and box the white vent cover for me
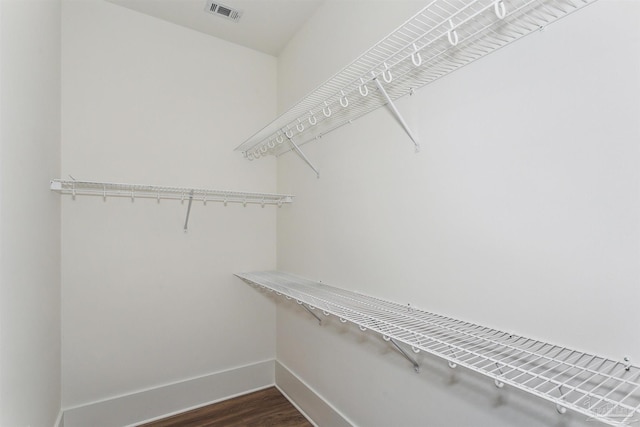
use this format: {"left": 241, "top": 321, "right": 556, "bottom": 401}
{"left": 204, "top": 1, "right": 242, "bottom": 23}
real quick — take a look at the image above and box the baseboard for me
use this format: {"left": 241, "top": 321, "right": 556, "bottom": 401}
{"left": 275, "top": 361, "right": 354, "bottom": 427}
{"left": 54, "top": 409, "right": 64, "bottom": 427}
{"left": 62, "top": 359, "right": 275, "bottom": 427}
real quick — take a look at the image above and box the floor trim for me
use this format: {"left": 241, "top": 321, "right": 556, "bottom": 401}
{"left": 54, "top": 409, "right": 64, "bottom": 427}
{"left": 276, "top": 384, "right": 319, "bottom": 427}
{"left": 275, "top": 361, "right": 354, "bottom": 427}
{"left": 62, "top": 359, "right": 275, "bottom": 427}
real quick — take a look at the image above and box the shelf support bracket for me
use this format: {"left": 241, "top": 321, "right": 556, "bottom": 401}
{"left": 286, "top": 135, "right": 320, "bottom": 179}
{"left": 301, "top": 304, "right": 322, "bottom": 325}
{"left": 372, "top": 76, "right": 421, "bottom": 153}
{"left": 388, "top": 338, "right": 420, "bottom": 373}
{"left": 183, "top": 190, "right": 194, "bottom": 232}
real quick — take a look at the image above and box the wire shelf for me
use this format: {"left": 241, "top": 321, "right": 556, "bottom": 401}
{"left": 50, "top": 179, "right": 294, "bottom": 206}
{"left": 236, "top": 270, "right": 640, "bottom": 426}
{"left": 235, "top": 0, "right": 599, "bottom": 160}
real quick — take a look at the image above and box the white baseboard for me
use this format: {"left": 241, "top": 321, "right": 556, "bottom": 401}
{"left": 62, "top": 360, "right": 352, "bottom": 427}
{"left": 54, "top": 409, "right": 64, "bottom": 427}
{"left": 275, "top": 361, "right": 354, "bottom": 427}
{"left": 62, "top": 359, "right": 275, "bottom": 427}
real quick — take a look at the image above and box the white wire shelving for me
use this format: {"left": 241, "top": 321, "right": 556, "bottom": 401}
{"left": 236, "top": 270, "right": 640, "bottom": 426}
{"left": 51, "top": 179, "right": 294, "bottom": 231}
{"left": 235, "top": 0, "right": 599, "bottom": 175}
{"left": 50, "top": 179, "right": 294, "bottom": 206}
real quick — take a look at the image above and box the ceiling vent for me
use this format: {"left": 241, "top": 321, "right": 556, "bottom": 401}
{"left": 204, "top": 1, "right": 242, "bottom": 23}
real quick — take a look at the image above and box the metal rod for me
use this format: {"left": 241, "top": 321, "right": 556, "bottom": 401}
{"left": 302, "top": 304, "right": 322, "bottom": 325}
{"left": 286, "top": 136, "right": 320, "bottom": 178}
{"left": 183, "top": 190, "right": 194, "bottom": 232}
{"left": 373, "top": 77, "right": 421, "bottom": 153}
{"left": 389, "top": 338, "right": 421, "bottom": 373}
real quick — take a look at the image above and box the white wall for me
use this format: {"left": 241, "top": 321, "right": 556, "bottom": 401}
{"left": 277, "top": 0, "right": 640, "bottom": 426}
{"left": 277, "top": 0, "right": 425, "bottom": 112}
{"left": 0, "top": 0, "right": 62, "bottom": 425}
{"left": 61, "top": 0, "right": 278, "bottom": 410}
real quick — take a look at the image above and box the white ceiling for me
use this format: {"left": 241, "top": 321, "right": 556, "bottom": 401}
{"left": 105, "top": 0, "right": 324, "bottom": 56}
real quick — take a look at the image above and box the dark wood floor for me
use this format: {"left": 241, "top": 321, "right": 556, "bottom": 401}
{"left": 138, "top": 387, "right": 313, "bottom": 427}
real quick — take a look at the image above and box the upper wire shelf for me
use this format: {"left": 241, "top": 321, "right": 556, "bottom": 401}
{"left": 235, "top": 0, "right": 598, "bottom": 160}
{"left": 236, "top": 271, "right": 640, "bottom": 426}
{"left": 50, "top": 179, "right": 294, "bottom": 206}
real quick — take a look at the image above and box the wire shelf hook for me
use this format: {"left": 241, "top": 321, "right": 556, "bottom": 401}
{"left": 447, "top": 19, "right": 459, "bottom": 46}
{"left": 359, "top": 78, "right": 369, "bottom": 97}
{"left": 494, "top": 0, "right": 506, "bottom": 19}
{"left": 276, "top": 134, "right": 284, "bottom": 144}
{"left": 411, "top": 43, "right": 422, "bottom": 66}
{"left": 382, "top": 62, "right": 393, "bottom": 83}
{"left": 323, "top": 102, "right": 332, "bottom": 117}
{"left": 285, "top": 127, "right": 294, "bottom": 139}
{"left": 308, "top": 111, "right": 317, "bottom": 126}
{"left": 268, "top": 139, "right": 275, "bottom": 149}
{"left": 296, "top": 120, "right": 305, "bottom": 132}
{"left": 339, "top": 91, "right": 349, "bottom": 108}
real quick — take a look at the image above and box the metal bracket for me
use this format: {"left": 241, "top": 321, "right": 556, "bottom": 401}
{"left": 372, "top": 75, "right": 421, "bottom": 153}
{"left": 387, "top": 337, "right": 420, "bottom": 373}
{"left": 301, "top": 304, "right": 322, "bottom": 325}
{"left": 286, "top": 135, "right": 320, "bottom": 178}
{"left": 183, "top": 190, "right": 194, "bottom": 232}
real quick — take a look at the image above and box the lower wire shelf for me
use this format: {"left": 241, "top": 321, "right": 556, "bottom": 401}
{"left": 235, "top": 270, "right": 639, "bottom": 426}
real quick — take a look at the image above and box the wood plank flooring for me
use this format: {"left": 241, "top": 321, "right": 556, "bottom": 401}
{"left": 138, "top": 387, "right": 313, "bottom": 427}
